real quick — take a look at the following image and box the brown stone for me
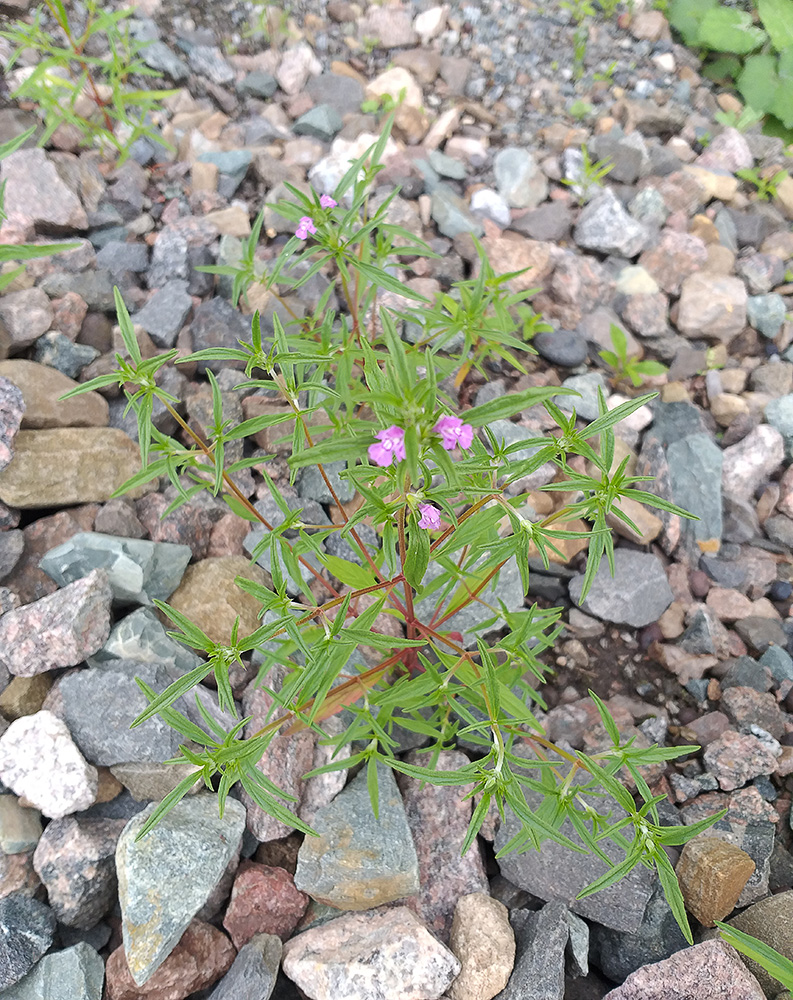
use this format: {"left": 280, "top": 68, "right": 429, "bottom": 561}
{"left": 476, "top": 232, "right": 557, "bottom": 293}
{"left": 0, "top": 360, "right": 108, "bottom": 429}
{"left": 448, "top": 893, "right": 515, "bottom": 1000}
{"left": 706, "top": 587, "right": 754, "bottom": 622}
{"left": 105, "top": 920, "right": 235, "bottom": 1000}
{"left": 223, "top": 861, "right": 308, "bottom": 948}
{"left": 0, "top": 428, "right": 144, "bottom": 508}
{"left": 166, "top": 556, "right": 269, "bottom": 646}
{"left": 0, "top": 674, "right": 52, "bottom": 720}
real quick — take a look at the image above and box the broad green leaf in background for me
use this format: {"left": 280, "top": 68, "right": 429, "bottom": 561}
{"left": 667, "top": 0, "right": 718, "bottom": 46}
{"left": 698, "top": 8, "right": 767, "bottom": 54}
{"left": 772, "top": 46, "right": 793, "bottom": 126}
{"left": 738, "top": 53, "right": 781, "bottom": 114}
{"left": 758, "top": 0, "right": 793, "bottom": 51}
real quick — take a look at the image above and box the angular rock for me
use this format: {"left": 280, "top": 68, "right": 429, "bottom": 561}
{"left": 0, "top": 711, "right": 97, "bottom": 819}
{"left": 105, "top": 920, "right": 235, "bottom": 1000}
{"left": 0, "top": 377, "right": 24, "bottom": 472}
{"left": 0, "top": 361, "right": 107, "bottom": 429}
{"left": 677, "top": 274, "right": 747, "bottom": 343}
{"left": 448, "top": 893, "right": 515, "bottom": 1000}
{"left": 569, "top": 550, "right": 673, "bottom": 627}
{"left": 0, "top": 427, "right": 144, "bottom": 508}
{"left": 116, "top": 793, "right": 245, "bottom": 985}
{"left": 703, "top": 730, "right": 779, "bottom": 791}
{"left": 573, "top": 189, "right": 650, "bottom": 257}
{"left": 430, "top": 185, "right": 484, "bottom": 239}
{"left": 0, "top": 894, "right": 56, "bottom": 991}
{"left": 495, "top": 751, "right": 655, "bottom": 933}
{"left": 89, "top": 607, "right": 202, "bottom": 675}
{"left": 498, "top": 900, "right": 569, "bottom": 1000}
{"left": 605, "top": 939, "right": 764, "bottom": 999}
{"left": 0, "top": 795, "right": 42, "bottom": 855}
{"left": 40, "top": 532, "right": 191, "bottom": 606}
{"left": 132, "top": 281, "right": 192, "bottom": 349}
{"left": 223, "top": 862, "right": 308, "bottom": 948}
{"left": 396, "top": 749, "right": 487, "bottom": 939}
{"left": 283, "top": 907, "right": 460, "bottom": 1000}
{"left": 666, "top": 433, "right": 722, "bottom": 558}
{"left": 0, "top": 941, "right": 104, "bottom": 1000}
{"left": 167, "top": 556, "right": 269, "bottom": 646}
{"left": 722, "top": 425, "right": 784, "bottom": 503}
{"left": 295, "top": 761, "right": 419, "bottom": 910}
{"left": 676, "top": 836, "right": 755, "bottom": 927}
{"left": 189, "top": 298, "right": 250, "bottom": 376}
{"left": 32, "top": 816, "right": 125, "bottom": 928}
{"left": 0, "top": 147, "right": 88, "bottom": 230}
{"left": 0, "top": 568, "right": 112, "bottom": 676}
{"left": 206, "top": 933, "right": 281, "bottom": 1000}
{"left": 109, "top": 761, "right": 201, "bottom": 802}
{"left": 0, "top": 288, "right": 53, "bottom": 352}
{"left": 494, "top": 147, "right": 548, "bottom": 210}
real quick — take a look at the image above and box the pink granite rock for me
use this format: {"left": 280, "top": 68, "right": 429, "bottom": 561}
{"left": 223, "top": 862, "right": 308, "bottom": 948}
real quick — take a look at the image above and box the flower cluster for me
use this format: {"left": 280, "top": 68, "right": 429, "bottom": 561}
{"left": 295, "top": 195, "right": 337, "bottom": 240}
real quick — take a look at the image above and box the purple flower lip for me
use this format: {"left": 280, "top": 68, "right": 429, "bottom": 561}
{"left": 417, "top": 503, "right": 441, "bottom": 530}
{"left": 368, "top": 425, "right": 406, "bottom": 467}
{"left": 434, "top": 415, "right": 474, "bottom": 452}
{"left": 295, "top": 216, "right": 317, "bottom": 239}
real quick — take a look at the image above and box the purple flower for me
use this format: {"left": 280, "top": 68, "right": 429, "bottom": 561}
{"left": 295, "top": 216, "right": 317, "bottom": 240}
{"left": 435, "top": 414, "right": 474, "bottom": 452}
{"left": 418, "top": 503, "right": 441, "bottom": 530}
{"left": 368, "top": 425, "right": 406, "bottom": 467}
{"left": 320, "top": 194, "right": 337, "bottom": 209}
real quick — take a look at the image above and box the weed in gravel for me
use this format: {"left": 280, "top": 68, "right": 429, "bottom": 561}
{"left": 63, "top": 120, "right": 713, "bottom": 942}
{"left": 0, "top": 0, "right": 176, "bottom": 163}
{"left": 561, "top": 143, "right": 615, "bottom": 204}
{"left": 736, "top": 165, "right": 790, "bottom": 201}
{"left": 600, "top": 324, "right": 668, "bottom": 389}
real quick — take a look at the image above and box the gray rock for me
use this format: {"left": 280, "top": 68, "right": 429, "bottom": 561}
{"left": 39, "top": 271, "right": 114, "bottom": 312}
{"left": 58, "top": 664, "right": 184, "bottom": 766}
{"left": 0, "top": 894, "right": 56, "bottom": 990}
{"left": 0, "top": 377, "right": 24, "bottom": 474}
{"left": 430, "top": 184, "right": 484, "bottom": 239}
{"left": 306, "top": 73, "right": 364, "bottom": 116}
{"left": 0, "top": 941, "right": 104, "bottom": 1000}
{"left": 95, "top": 241, "right": 149, "bottom": 276}
{"left": 133, "top": 280, "right": 192, "bottom": 348}
{"left": 294, "top": 105, "right": 343, "bottom": 142}
{"left": 666, "top": 433, "right": 723, "bottom": 558}
{"left": 555, "top": 372, "right": 609, "bottom": 422}
{"left": 239, "top": 72, "right": 278, "bottom": 99}
{"left": 40, "top": 532, "right": 191, "bottom": 606}
{"left": 765, "top": 395, "right": 793, "bottom": 459}
{"left": 88, "top": 607, "right": 203, "bottom": 676}
{"left": 651, "top": 401, "right": 708, "bottom": 446}
{"left": 722, "top": 424, "right": 784, "bottom": 501}
{"left": 190, "top": 297, "right": 251, "bottom": 375}
{"left": 0, "top": 148, "right": 87, "bottom": 230}
{"left": 0, "top": 529, "right": 24, "bottom": 582}
{"left": 590, "top": 129, "right": 651, "bottom": 185}
{"left": 294, "top": 762, "right": 419, "bottom": 910}
{"left": 590, "top": 882, "right": 690, "bottom": 983}
{"left": 187, "top": 45, "right": 235, "bottom": 85}
{"left": 628, "top": 187, "right": 669, "bottom": 228}
{"left": 197, "top": 151, "right": 252, "bottom": 199}
{"left": 3, "top": 941, "right": 105, "bottom": 1000}
{"left": 534, "top": 329, "right": 588, "bottom": 368}
{"left": 146, "top": 226, "right": 189, "bottom": 288}
{"left": 569, "top": 549, "right": 673, "bottom": 627}
{"left": 0, "top": 288, "right": 53, "bottom": 351}
{"left": 116, "top": 792, "right": 246, "bottom": 986}
{"left": 413, "top": 550, "right": 526, "bottom": 649}
{"left": 759, "top": 644, "right": 793, "bottom": 683}
{"left": 494, "top": 147, "right": 549, "bottom": 210}
{"left": 511, "top": 201, "right": 573, "bottom": 242}
{"left": 499, "top": 901, "right": 568, "bottom": 1000}
{"left": 297, "top": 459, "right": 355, "bottom": 505}
{"left": 573, "top": 190, "right": 651, "bottom": 258}
{"left": 142, "top": 40, "right": 189, "bottom": 81}
{"left": 0, "top": 796, "right": 42, "bottom": 855}
{"left": 747, "top": 293, "right": 787, "bottom": 338}
{"left": 207, "top": 933, "right": 281, "bottom": 1000}
{"left": 32, "top": 816, "right": 125, "bottom": 928}
{"left": 495, "top": 753, "right": 656, "bottom": 933}
{"left": 33, "top": 334, "right": 99, "bottom": 379}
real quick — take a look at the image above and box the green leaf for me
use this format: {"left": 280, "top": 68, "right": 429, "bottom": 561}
{"left": 667, "top": 0, "right": 718, "bottom": 46}
{"left": 131, "top": 660, "right": 214, "bottom": 728}
{"left": 464, "top": 386, "right": 577, "bottom": 428}
{"left": 654, "top": 847, "right": 693, "bottom": 945}
{"left": 771, "top": 47, "right": 793, "bottom": 125}
{"left": 758, "top": 0, "right": 793, "bottom": 51}
{"left": 716, "top": 922, "right": 793, "bottom": 990}
{"left": 0, "top": 242, "right": 81, "bottom": 264}
{"left": 288, "top": 436, "right": 360, "bottom": 469}
{"left": 698, "top": 8, "right": 766, "bottom": 54}
{"left": 321, "top": 554, "right": 377, "bottom": 589}
{"left": 738, "top": 54, "right": 781, "bottom": 114}
{"left": 403, "top": 515, "right": 430, "bottom": 590}
{"left": 133, "top": 768, "right": 205, "bottom": 841}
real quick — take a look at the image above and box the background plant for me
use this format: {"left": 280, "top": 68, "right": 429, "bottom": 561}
{"left": 600, "top": 323, "right": 669, "bottom": 388}
{"left": 667, "top": 0, "right": 793, "bottom": 139}
{"left": 1, "top": 0, "right": 176, "bottom": 162}
{"left": 65, "top": 124, "right": 712, "bottom": 943}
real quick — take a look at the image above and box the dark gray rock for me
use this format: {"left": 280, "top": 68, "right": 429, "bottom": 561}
{"left": 720, "top": 655, "right": 770, "bottom": 692}
{"left": 294, "top": 762, "right": 419, "bottom": 910}
{"left": 0, "top": 530, "right": 23, "bottom": 582}
{"left": 95, "top": 241, "right": 149, "bottom": 276}
{"left": 40, "top": 271, "right": 114, "bottom": 312}
{"left": 293, "top": 105, "right": 343, "bottom": 142}
{"left": 58, "top": 663, "right": 184, "bottom": 766}
{"left": 307, "top": 73, "right": 365, "bottom": 116}
{"left": 499, "top": 901, "right": 568, "bottom": 1000}
{"left": 238, "top": 72, "right": 278, "bottom": 99}
{"left": 297, "top": 460, "right": 355, "bottom": 505}
{"left": 0, "top": 894, "right": 56, "bottom": 990}
{"left": 190, "top": 298, "right": 251, "bottom": 375}
{"left": 133, "top": 280, "right": 192, "bottom": 348}
{"left": 569, "top": 550, "right": 674, "bottom": 628}
{"left": 32, "top": 334, "right": 99, "bottom": 379}
{"left": 759, "top": 644, "right": 793, "bottom": 683}
{"left": 142, "top": 41, "right": 189, "bottom": 81}
{"left": 146, "top": 227, "right": 189, "bottom": 288}
{"left": 0, "top": 941, "right": 103, "bottom": 1000}
{"left": 510, "top": 202, "right": 573, "bottom": 241}
{"left": 555, "top": 372, "right": 609, "bottom": 422}
{"left": 207, "top": 933, "right": 281, "bottom": 1000}
{"left": 666, "top": 432, "right": 723, "bottom": 558}
{"left": 40, "top": 532, "right": 191, "bottom": 606}
{"left": 533, "top": 329, "right": 588, "bottom": 368}
{"left": 590, "top": 882, "right": 688, "bottom": 983}
{"left": 116, "top": 793, "right": 246, "bottom": 986}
